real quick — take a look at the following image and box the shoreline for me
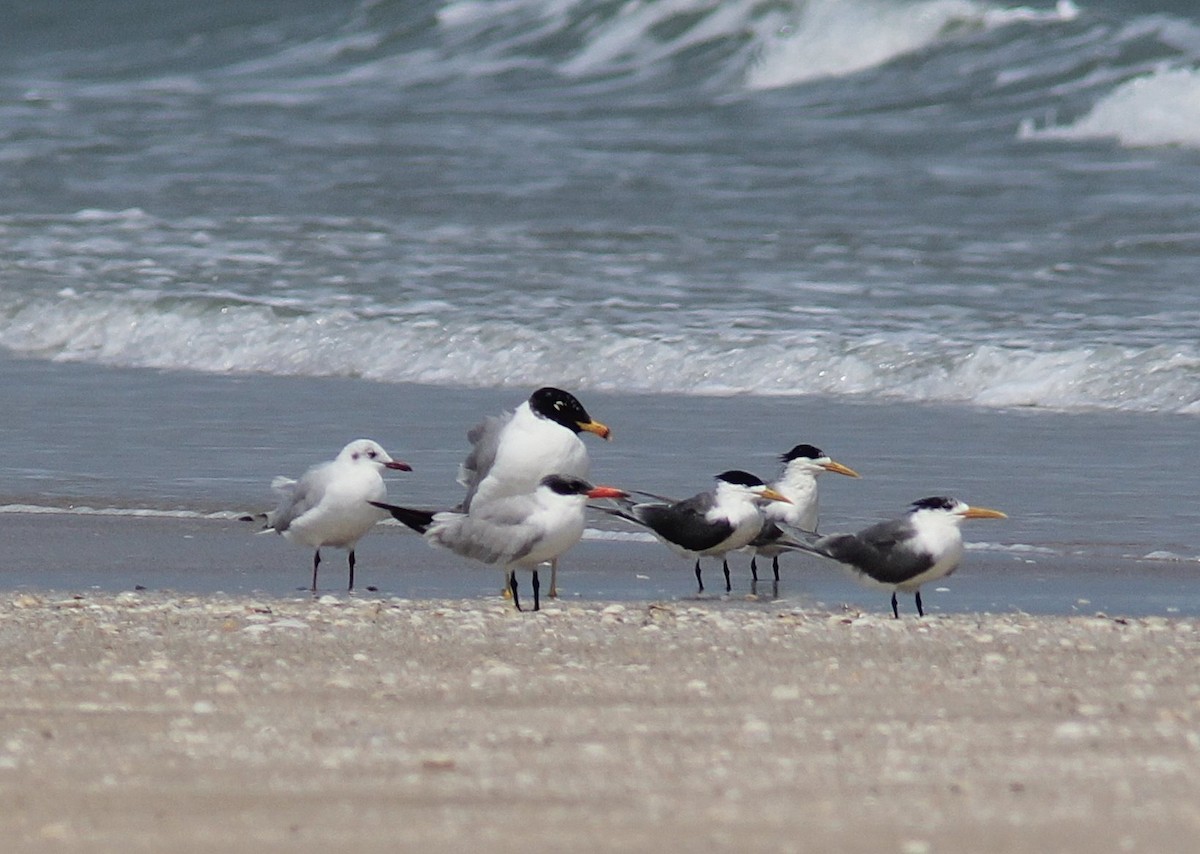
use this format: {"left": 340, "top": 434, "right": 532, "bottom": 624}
{"left": 2, "top": 591, "right": 1198, "bottom": 852}
{"left": 1, "top": 511, "right": 1198, "bottom": 619}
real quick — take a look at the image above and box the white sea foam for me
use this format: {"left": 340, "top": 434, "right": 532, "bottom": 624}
{"left": 0, "top": 503, "right": 246, "bottom": 520}
{"left": 1141, "top": 550, "right": 1200, "bottom": 564}
{"left": 203, "top": 0, "right": 1081, "bottom": 99}
{"left": 430, "top": 0, "right": 1079, "bottom": 90}
{"left": 583, "top": 529, "right": 658, "bottom": 543}
{"left": 2, "top": 292, "right": 1197, "bottom": 415}
{"left": 745, "top": 0, "right": 1077, "bottom": 90}
{"left": 1020, "top": 65, "right": 1200, "bottom": 149}
{"left": 967, "top": 542, "right": 1057, "bottom": 556}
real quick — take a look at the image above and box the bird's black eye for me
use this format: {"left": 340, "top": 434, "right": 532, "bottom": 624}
{"left": 367, "top": 450, "right": 377, "bottom": 458}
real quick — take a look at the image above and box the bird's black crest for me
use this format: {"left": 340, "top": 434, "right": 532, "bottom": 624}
{"left": 541, "top": 474, "right": 593, "bottom": 496}
{"left": 781, "top": 444, "right": 824, "bottom": 463}
{"left": 715, "top": 470, "right": 766, "bottom": 488}
{"left": 529, "top": 387, "right": 592, "bottom": 433}
{"left": 910, "top": 496, "right": 956, "bottom": 512}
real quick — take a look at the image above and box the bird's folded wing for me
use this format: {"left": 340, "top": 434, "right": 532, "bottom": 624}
{"left": 429, "top": 513, "right": 540, "bottom": 566}
{"left": 266, "top": 475, "right": 322, "bottom": 533}
{"left": 457, "top": 411, "right": 513, "bottom": 495}
{"left": 634, "top": 499, "right": 734, "bottom": 552}
{"left": 625, "top": 488, "right": 678, "bottom": 503}
{"left": 819, "top": 525, "right": 935, "bottom": 585}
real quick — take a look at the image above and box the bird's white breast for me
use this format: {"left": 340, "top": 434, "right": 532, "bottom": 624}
{"left": 472, "top": 404, "right": 589, "bottom": 506}
{"left": 287, "top": 461, "right": 388, "bottom": 549}
{"left": 894, "top": 514, "right": 966, "bottom": 592}
{"left": 766, "top": 471, "right": 819, "bottom": 532}
{"left": 704, "top": 489, "right": 766, "bottom": 554}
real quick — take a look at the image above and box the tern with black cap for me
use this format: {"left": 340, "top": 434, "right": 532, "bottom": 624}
{"left": 373, "top": 474, "right": 627, "bottom": 612}
{"left": 601, "top": 470, "right": 792, "bottom": 594}
{"left": 747, "top": 443, "right": 860, "bottom": 584}
{"left": 785, "top": 496, "right": 1006, "bottom": 617}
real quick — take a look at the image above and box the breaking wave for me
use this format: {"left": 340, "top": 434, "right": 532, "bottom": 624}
{"left": 2, "top": 290, "right": 1197, "bottom": 415}
{"left": 1019, "top": 64, "right": 1200, "bottom": 148}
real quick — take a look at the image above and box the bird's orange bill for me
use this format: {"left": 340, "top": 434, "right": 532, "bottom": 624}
{"left": 761, "top": 487, "right": 793, "bottom": 504}
{"left": 579, "top": 419, "right": 612, "bottom": 440}
{"left": 385, "top": 460, "right": 413, "bottom": 472}
{"left": 586, "top": 485, "right": 628, "bottom": 500}
{"left": 821, "top": 460, "right": 860, "bottom": 478}
{"left": 962, "top": 506, "right": 1007, "bottom": 519}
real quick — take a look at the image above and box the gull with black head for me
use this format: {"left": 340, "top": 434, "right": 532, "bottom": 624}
{"left": 458, "top": 387, "right": 612, "bottom": 598}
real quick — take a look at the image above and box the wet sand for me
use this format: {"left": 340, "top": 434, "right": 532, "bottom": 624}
{"left": 2, "top": 590, "right": 1198, "bottom": 852}
{"left": 3, "top": 512, "right": 1197, "bottom": 617}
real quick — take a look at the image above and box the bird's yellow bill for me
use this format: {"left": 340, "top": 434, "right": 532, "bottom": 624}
{"left": 821, "top": 460, "right": 860, "bottom": 478}
{"left": 963, "top": 506, "right": 1007, "bottom": 519}
{"left": 761, "top": 487, "right": 793, "bottom": 504}
{"left": 579, "top": 419, "right": 612, "bottom": 440}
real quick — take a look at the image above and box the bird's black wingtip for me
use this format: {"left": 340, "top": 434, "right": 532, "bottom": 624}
{"left": 370, "top": 500, "right": 435, "bottom": 534}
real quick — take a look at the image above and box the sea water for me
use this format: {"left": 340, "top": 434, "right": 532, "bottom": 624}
{"left": 1, "top": 0, "right": 1197, "bottom": 611}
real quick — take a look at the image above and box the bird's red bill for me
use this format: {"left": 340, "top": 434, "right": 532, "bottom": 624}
{"left": 587, "top": 485, "right": 627, "bottom": 500}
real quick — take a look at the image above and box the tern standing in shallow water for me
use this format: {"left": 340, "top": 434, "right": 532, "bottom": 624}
{"left": 747, "top": 443, "right": 860, "bottom": 584}
{"left": 458, "top": 387, "right": 611, "bottom": 598}
{"left": 602, "top": 470, "right": 792, "bottom": 594}
{"left": 372, "top": 475, "right": 627, "bottom": 612}
{"left": 786, "top": 496, "right": 1007, "bottom": 618}
{"left": 265, "top": 439, "right": 412, "bottom": 592}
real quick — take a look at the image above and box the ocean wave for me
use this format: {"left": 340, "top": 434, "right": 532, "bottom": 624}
{"left": 745, "top": 0, "right": 1078, "bottom": 90}
{"left": 1019, "top": 64, "right": 1200, "bottom": 148}
{"left": 1141, "top": 550, "right": 1200, "bottom": 563}
{"left": 13, "top": 0, "right": 1196, "bottom": 121}
{"left": 199, "top": 0, "right": 1085, "bottom": 100}
{"left": 2, "top": 292, "right": 1197, "bottom": 415}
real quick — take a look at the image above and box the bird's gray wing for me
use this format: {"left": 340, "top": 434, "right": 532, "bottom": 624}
{"left": 819, "top": 519, "right": 933, "bottom": 585}
{"left": 749, "top": 519, "right": 784, "bottom": 549}
{"left": 633, "top": 493, "right": 735, "bottom": 552}
{"left": 457, "top": 410, "right": 514, "bottom": 509}
{"left": 265, "top": 469, "right": 325, "bottom": 533}
{"left": 430, "top": 500, "right": 542, "bottom": 566}
{"left": 626, "top": 488, "right": 679, "bottom": 503}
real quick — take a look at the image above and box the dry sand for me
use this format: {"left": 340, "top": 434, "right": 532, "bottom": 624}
{"left": 1, "top": 591, "right": 1198, "bottom": 853}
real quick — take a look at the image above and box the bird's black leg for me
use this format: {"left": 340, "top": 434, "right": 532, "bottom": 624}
{"left": 723, "top": 559, "right": 732, "bottom": 593}
{"left": 772, "top": 555, "right": 780, "bottom": 583}
{"left": 347, "top": 549, "right": 356, "bottom": 591}
{"left": 694, "top": 560, "right": 704, "bottom": 593}
{"left": 509, "top": 571, "right": 522, "bottom": 612}
{"left": 311, "top": 549, "right": 321, "bottom": 593}
{"left": 891, "top": 591, "right": 900, "bottom": 619}
{"left": 532, "top": 569, "right": 541, "bottom": 613}
{"left": 915, "top": 590, "right": 924, "bottom": 618}
{"left": 750, "top": 556, "right": 759, "bottom": 582}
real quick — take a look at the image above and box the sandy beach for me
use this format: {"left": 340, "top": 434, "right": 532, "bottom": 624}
{"left": 1, "top": 590, "right": 1198, "bottom": 853}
